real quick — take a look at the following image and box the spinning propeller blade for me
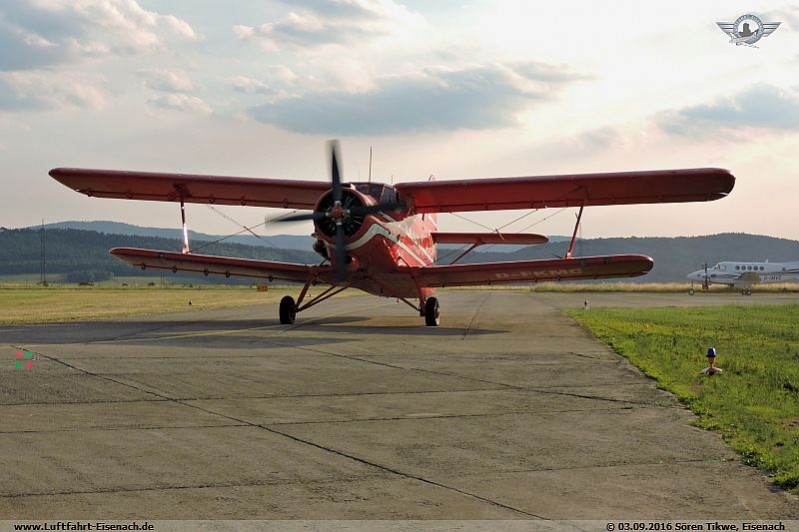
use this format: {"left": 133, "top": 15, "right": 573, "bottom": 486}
{"left": 271, "top": 140, "right": 407, "bottom": 282}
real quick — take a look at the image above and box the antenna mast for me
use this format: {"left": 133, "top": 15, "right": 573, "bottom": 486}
{"left": 368, "top": 146, "right": 373, "bottom": 183}
{"left": 40, "top": 219, "right": 47, "bottom": 286}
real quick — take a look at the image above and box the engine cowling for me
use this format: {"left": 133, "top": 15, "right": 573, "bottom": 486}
{"left": 313, "top": 188, "right": 369, "bottom": 238}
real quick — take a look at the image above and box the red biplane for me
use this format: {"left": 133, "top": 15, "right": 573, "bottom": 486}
{"left": 50, "top": 141, "right": 734, "bottom": 326}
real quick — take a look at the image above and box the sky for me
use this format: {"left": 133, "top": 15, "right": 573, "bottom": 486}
{"left": 1, "top": 0, "right": 798, "bottom": 241}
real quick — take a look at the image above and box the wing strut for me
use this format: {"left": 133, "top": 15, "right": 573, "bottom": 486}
{"left": 449, "top": 243, "right": 480, "bottom": 265}
{"left": 566, "top": 203, "right": 585, "bottom": 259}
{"left": 180, "top": 199, "right": 190, "bottom": 254}
{"left": 294, "top": 270, "right": 356, "bottom": 312}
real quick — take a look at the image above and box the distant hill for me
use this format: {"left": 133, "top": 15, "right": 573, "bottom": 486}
{"left": 37, "top": 221, "right": 570, "bottom": 253}
{"left": 0, "top": 227, "right": 319, "bottom": 284}
{"left": 2, "top": 224, "right": 797, "bottom": 284}
{"left": 41, "top": 220, "right": 315, "bottom": 251}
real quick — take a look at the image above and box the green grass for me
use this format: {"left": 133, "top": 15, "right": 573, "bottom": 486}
{"left": 456, "top": 283, "right": 799, "bottom": 293}
{"left": 0, "top": 285, "right": 304, "bottom": 324}
{"left": 566, "top": 304, "right": 799, "bottom": 491}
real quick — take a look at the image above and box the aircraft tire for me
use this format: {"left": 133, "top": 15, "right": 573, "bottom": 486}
{"left": 424, "top": 297, "right": 440, "bottom": 327}
{"left": 688, "top": 289, "right": 695, "bottom": 296}
{"left": 279, "top": 295, "right": 297, "bottom": 324}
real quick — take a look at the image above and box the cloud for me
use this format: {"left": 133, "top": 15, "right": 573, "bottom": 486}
{"left": 139, "top": 70, "right": 195, "bottom": 92}
{"left": 278, "top": 0, "right": 410, "bottom": 21}
{"left": 659, "top": 85, "right": 799, "bottom": 136}
{"left": 148, "top": 94, "right": 212, "bottom": 113}
{"left": 0, "top": 72, "right": 107, "bottom": 111}
{"left": 229, "top": 76, "right": 274, "bottom": 95}
{"left": 233, "top": 0, "right": 423, "bottom": 50}
{"left": 0, "top": 0, "right": 201, "bottom": 70}
{"left": 771, "top": 5, "right": 799, "bottom": 29}
{"left": 511, "top": 61, "right": 593, "bottom": 84}
{"left": 248, "top": 62, "right": 586, "bottom": 135}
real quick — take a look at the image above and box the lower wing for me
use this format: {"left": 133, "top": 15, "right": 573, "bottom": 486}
{"left": 407, "top": 255, "right": 653, "bottom": 287}
{"left": 737, "top": 271, "right": 762, "bottom": 284}
{"left": 110, "top": 247, "right": 327, "bottom": 283}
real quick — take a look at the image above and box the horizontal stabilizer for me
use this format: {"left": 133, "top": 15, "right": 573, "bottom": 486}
{"left": 408, "top": 254, "right": 653, "bottom": 287}
{"left": 432, "top": 232, "right": 548, "bottom": 246}
{"left": 110, "top": 247, "right": 326, "bottom": 283}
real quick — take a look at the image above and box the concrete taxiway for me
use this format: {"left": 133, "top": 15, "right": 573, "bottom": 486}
{"left": 1, "top": 291, "right": 797, "bottom": 519}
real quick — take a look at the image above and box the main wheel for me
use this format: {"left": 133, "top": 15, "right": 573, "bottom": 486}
{"left": 279, "top": 295, "right": 297, "bottom": 324}
{"left": 424, "top": 297, "right": 440, "bottom": 327}
{"left": 688, "top": 288, "right": 695, "bottom": 296}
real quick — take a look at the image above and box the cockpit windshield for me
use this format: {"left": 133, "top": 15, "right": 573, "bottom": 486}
{"left": 352, "top": 183, "right": 398, "bottom": 203}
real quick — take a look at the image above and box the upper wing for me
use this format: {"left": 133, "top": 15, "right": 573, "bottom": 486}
{"left": 50, "top": 168, "right": 330, "bottom": 210}
{"left": 110, "top": 247, "right": 328, "bottom": 283}
{"left": 406, "top": 254, "right": 653, "bottom": 287}
{"left": 395, "top": 168, "right": 734, "bottom": 214}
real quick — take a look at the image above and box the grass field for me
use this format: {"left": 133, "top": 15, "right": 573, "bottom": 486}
{"left": 567, "top": 304, "right": 799, "bottom": 492}
{"left": 455, "top": 282, "right": 799, "bottom": 293}
{"left": 0, "top": 285, "right": 307, "bottom": 324}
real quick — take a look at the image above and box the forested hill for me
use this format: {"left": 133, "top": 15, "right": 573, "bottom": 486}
{"left": 447, "top": 233, "right": 799, "bottom": 283}
{"left": 0, "top": 228, "right": 319, "bottom": 281}
{"left": 1, "top": 227, "right": 797, "bottom": 284}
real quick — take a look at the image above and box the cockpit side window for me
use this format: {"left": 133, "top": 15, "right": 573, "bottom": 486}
{"left": 380, "top": 186, "right": 397, "bottom": 203}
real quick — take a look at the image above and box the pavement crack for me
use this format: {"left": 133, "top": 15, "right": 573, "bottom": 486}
{"left": 253, "top": 423, "right": 545, "bottom": 519}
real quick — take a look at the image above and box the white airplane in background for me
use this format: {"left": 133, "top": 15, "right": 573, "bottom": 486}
{"left": 687, "top": 260, "right": 799, "bottom": 295}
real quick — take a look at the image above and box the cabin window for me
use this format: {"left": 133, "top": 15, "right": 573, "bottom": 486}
{"left": 760, "top": 266, "right": 764, "bottom": 271}
{"left": 735, "top": 266, "right": 740, "bottom": 270}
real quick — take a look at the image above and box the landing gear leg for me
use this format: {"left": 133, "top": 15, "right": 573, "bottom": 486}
{"left": 277, "top": 270, "right": 354, "bottom": 324}
{"left": 424, "top": 297, "right": 440, "bottom": 327}
{"left": 279, "top": 295, "right": 297, "bottom": 324}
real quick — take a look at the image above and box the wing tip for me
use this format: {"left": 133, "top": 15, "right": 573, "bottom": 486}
{"left": 49, "top": 167, "right": 70, "bottom": 180}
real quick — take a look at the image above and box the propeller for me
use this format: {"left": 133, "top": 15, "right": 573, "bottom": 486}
{"left": 277, "top": 140, "right": 405, "bottom": 282}
{"left": 329, "top": 140, "right": 347, "bottom": 282}
{"left": 703, "top": 262, "right": 709, "bottom": 289}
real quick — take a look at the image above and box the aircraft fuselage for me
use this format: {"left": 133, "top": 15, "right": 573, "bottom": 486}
{"left": 688, "top": 260, "right": 799, "bottom": 290}
{"left": 313, "top": 182, "right": 438, "bottom": 300}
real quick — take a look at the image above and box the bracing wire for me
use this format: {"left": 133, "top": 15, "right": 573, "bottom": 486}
{"left": 440, "top": 207, "right": 571, "bottom": 260}
{"left": 188, "top": 208, "right": 301, "bottom": 253}
{"left": 206, "top": 205, "right": 263, "bottom": 240}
